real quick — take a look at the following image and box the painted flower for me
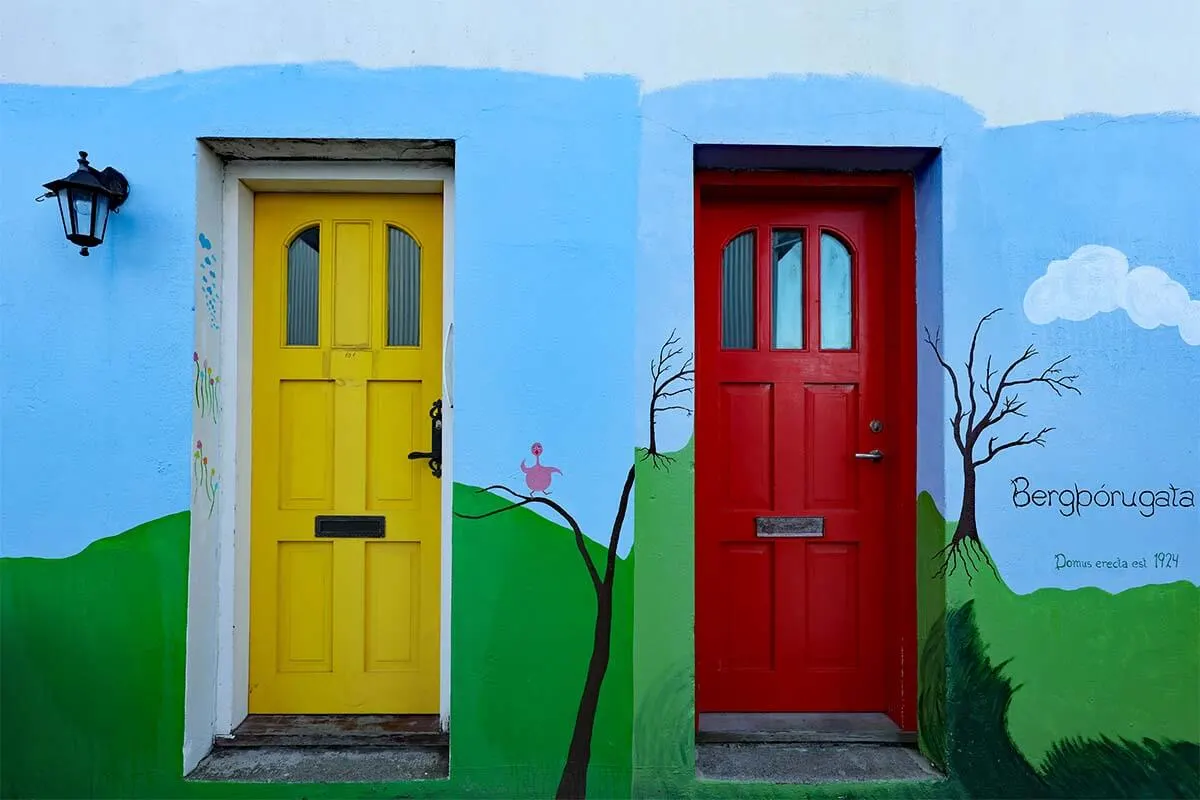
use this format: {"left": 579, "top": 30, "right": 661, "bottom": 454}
{"left": 195, "top": 440, "right": 202, "bottom": 448}
{"left": 193, "top": 352, "right": 199, "bottom": 362}
{"left": 202, "top": 457, "right": 208, "bottom": 465}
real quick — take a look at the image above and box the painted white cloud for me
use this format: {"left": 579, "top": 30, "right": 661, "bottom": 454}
{"left": 1024, "top": 245, "right": 1200, "bottom": 346}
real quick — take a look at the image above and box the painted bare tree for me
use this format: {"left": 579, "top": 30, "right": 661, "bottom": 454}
{"left": 925, "top": 308, "right": 1080, "bottom": 582}
{"left": 456, "top": 330, "right": 693, "bottom": 800}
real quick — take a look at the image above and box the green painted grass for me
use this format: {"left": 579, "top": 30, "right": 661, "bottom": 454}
{"left": 690, "top": 778, "right": 966, "bottom": 800}
{"left": 946, "top": 600, "right": 1200, "bottom": 799}
{"left": 632, "top": 440, "right": 697, "bottom": 798}
{"left": 923, "top": 491, "right": 1200, "bottom": 766}
{"left": 0, "top": 484, "right": 633, "bottom": 799}
{"left": 1, "top": 513, "right": 193, "bottom": 799}
{"left": 915, "top": 489, "right": 949, "bottom": 770}
{"left": 450, "top": 482, "right": 634, "bottom": 799}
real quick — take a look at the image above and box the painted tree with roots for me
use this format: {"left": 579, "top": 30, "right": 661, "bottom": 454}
{"left": 925, "top": 308, "right": 1080, "bottom": 582}
{"left": 455, "top": 330, "right": 694, "bottom": 800}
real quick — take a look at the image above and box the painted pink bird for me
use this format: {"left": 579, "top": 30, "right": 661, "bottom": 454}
{"left": 520, "top": 442, "right": 562, "bottom": 495}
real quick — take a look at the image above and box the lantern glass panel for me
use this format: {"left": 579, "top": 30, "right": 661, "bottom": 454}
{"left": 57, "top": 189, "right": 75, "bottom": 236}
{"left": 72, "top": 189, "right": 94, "bottom": 238}
{"left": 95, "top": 193, "right": 110, "bottom": 241}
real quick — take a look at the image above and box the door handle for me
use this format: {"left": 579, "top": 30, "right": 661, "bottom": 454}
{"left": 854, "top": 449, "right": 884, "bottom": 461}
{"left": 407, "top": 399, "right": 443, "bottom": 478}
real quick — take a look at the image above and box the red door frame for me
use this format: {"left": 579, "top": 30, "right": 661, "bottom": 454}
{"left": 692, "top": 169, "right": 918, "bottom": 732}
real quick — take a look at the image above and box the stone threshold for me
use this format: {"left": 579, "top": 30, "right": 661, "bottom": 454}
{"left": 697, "top": 742, "right": 941, "bottom": 785}
{"left": 189, "top": 745, "right": 449, "bottom": 783}
{"left": 188, "top": 714, "right": 449, "bottom": 783}
{"left": 698, "top": 712, "right": 917, "bottom": 745}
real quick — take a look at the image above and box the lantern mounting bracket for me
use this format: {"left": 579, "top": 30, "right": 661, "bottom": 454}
{"left": 96, "top": 167, "right": 130, "bottom": 210}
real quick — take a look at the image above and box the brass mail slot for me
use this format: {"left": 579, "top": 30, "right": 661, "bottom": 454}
{"left": 755, "top": 516, "right": 824, "bottom": 538}
{"left": 315, "top": 515, "right": 386, "bottom": 538}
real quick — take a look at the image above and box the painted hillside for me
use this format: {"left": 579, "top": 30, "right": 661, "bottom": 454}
{"left": 924, "top": 492, "right": 1199, "bottom": 797}
{"left": 919, "top": 492, "right": 1200, "bottom": 766}
{"left": 0, "top": 485, "right": 633, "bottom": 800}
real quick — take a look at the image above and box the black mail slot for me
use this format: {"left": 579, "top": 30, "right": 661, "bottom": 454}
{"left": 315, "top": 515, "right": 386, "bottom": 538}
{"left": 755, "top": 516, "right": 824, "bottom": 538}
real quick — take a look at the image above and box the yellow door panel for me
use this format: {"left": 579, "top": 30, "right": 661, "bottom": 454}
{"left": 332, "top": 378, "right": 369, "bottom": 511}
{"left": 278, "top": 381, "right": 334, "bottom": 507}
{"left": 249, "top": 192, "right": 442, "bottom": 713}
{"left": 277, "top": 542, "right": 334, "bottom": 672}
{"left": 368, "top": 381, "right": 421, "bottom": 504}
{"left": 364, "top": 541, "right": 420, "bottom": 670}
{"left": 331, "top": 221, "right": 373, "bottom": 349}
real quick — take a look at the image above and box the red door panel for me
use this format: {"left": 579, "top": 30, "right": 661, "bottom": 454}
{"left": 719, "top": 383, "right": 774, "bottom": 508}
{"left": 806, "top": 542, "right": 860, "bottom": 667}
{"left": 805, "top": 383, "right": 859, "bottom": 507}
{"left": 721, "top": 543, "right": 774, "bottom": 670}
{"left": 695, "top": 186, "right": 904, "bottom": 716}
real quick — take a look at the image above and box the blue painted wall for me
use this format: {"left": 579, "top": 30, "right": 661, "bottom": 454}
{"left": 1, "top": 65, "right": 1196, "bottom": 585}
{"left": 0, "top": 65, "right": 640, "bottom": 559}
{"left": 953, "top": 115, "right": 1200, "bottom": 591}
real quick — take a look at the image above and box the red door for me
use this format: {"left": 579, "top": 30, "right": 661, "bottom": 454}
{"left": 695, "top": 173, "right": 914, "bottom": 720}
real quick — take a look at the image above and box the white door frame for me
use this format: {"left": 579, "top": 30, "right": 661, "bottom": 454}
{"left": 184, "top": 151, "right": 455, "bottom": 772}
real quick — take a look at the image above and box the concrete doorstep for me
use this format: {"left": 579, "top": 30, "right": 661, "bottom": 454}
{"left": 188, "top": 746, "right": 449, "bottom": 783}
{"left": 697, "top": 742, "right": 942, "bottom": 784}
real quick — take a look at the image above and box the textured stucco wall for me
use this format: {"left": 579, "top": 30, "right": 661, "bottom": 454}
{"left": 1, "top": 4, "right": 1198, "bottom": 798}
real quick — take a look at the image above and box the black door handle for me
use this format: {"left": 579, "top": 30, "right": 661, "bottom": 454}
{"left": 407, "top": 399, "right": 442, "bottom": 478}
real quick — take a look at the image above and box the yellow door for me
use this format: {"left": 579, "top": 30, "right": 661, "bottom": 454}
{"left": 249, "top": 193, "right": 442, "bottom": 713}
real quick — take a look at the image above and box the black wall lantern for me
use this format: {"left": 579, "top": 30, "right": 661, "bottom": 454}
{"left": 39, "top": 151, "right": 130, "bottom": 256}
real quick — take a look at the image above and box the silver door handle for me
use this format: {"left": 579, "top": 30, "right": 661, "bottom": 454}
{"left": 854, "top": 449, "right": 884, "bottom": 460}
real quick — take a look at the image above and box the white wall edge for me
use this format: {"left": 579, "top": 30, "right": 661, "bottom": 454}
{"left": 439, "top": 171, "right": 455, "bottom": 732}
{"left": 182, "top": 142, "right": 224, "bottom": 775}
{"left": 183, "top": 154, "right": 456, "bottom": 772}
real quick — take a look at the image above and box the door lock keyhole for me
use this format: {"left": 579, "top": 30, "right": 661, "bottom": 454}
{"left": 869, "top": 419, "right": 883, "bottom": 433}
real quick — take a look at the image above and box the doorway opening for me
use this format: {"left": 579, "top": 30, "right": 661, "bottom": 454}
{"left": 184, "top": 140, "right": 456, "bottom": 782}
{"left": 692, "top": 167, "right": 920, "bottom": 771}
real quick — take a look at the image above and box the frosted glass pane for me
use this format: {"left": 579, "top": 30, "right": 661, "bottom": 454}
{"left": 286, "top": 226, "right": 320, "bottom": 346}
{"left": 387, "top": 226, "right": 421, "bottom": 346}
{"left": 722, "top": 231, "right": 756, "bottom": 349}
{"left": 772, "top": 229, "right": 804, "bottom": 349}
{"left": 821, "top": 232, "right": 853, "bottom": 350}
